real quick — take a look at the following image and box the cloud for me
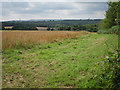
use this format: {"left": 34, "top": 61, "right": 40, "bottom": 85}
{"left": 2, "top": 2, "right": 108, "bottom": 21}
{"left": 68, "top": 2, "right": 107, "bottom": 17}
{"left": 2, "top": 0, "right": 108, "bottom": 2}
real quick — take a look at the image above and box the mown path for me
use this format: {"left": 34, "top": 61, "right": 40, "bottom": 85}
{"left": 2, "top": 33, "right": 118, "bottom": 88}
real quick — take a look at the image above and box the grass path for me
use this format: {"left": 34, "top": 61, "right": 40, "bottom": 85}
{"left": 2, "top": 33, "right": 118, "bottom": 88}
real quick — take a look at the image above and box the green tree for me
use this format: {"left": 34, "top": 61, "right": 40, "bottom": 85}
{"left": 99, "top": 1, "right": 120, "bottom": 30}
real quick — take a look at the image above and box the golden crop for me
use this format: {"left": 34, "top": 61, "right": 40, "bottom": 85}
{"left": 2, "top": 31, "right": 89, "bottom": 50}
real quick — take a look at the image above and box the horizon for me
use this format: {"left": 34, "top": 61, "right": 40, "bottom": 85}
{"left": 1, "top": 18, "right": 103, "bottom": 22}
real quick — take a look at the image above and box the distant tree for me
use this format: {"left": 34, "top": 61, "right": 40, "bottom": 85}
{"left": 47, "top": 27, "right": 51, "bottom": 31}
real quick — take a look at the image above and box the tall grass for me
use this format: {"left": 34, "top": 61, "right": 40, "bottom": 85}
{"left": 2, "top": 31, "right": 89, "bottom": 50}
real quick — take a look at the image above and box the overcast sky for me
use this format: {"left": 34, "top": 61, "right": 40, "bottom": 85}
{"left": 1, "top": 1, "right": 108, "bottom": 21}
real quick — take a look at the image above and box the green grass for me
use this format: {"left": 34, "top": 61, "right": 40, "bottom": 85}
{"left": 2, "top": 33, "right": 118, "bottom": 88}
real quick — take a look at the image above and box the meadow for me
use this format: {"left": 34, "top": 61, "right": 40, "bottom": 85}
{"left": 2, "top": 31, "right": 118, "bottom": 88}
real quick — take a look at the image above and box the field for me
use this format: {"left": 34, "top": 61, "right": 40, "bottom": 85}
{"left": 2, "top": 31, "right": 89, "bottom": 50}
{"left": 2, "top": 31, "right": 118, "bottom": 88}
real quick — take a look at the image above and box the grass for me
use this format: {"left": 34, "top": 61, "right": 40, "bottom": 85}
{"left": 2, "top": 32, "right": 118, "bottom": 88}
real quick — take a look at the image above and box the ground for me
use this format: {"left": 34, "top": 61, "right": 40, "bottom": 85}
{"left": 2, "top": 33, "right": 118, "bottom": 88}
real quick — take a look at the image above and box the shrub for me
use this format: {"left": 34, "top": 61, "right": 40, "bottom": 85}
{"left": 97, "top": 30, "right": 110, "bottom": 34}
{"left": 98, "top": 50, "right": 120, "bottom": 88}
{"left": 98, "top": 18, "right": 111, "bottom": 30}
{"left": 98, "top": 25, "right": 119, "bottom": 35}
{"left": 108, "top": 25, "right": 119, "bottom": 35}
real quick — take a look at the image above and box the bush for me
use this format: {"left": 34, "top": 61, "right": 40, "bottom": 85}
{"left": 108, "top": 25, "right": 119, "bottom": 35}
{"left": 98, "top": 18, "right": 111, "bottom": 30}
{"left": 98, "top": 50, "right": 120, "bottom": 88}
{"left": 98, "top": 25, "right": 119, "bottom": 35}
{"left": 97, "top": 30, "right": 110, "bottom": 34}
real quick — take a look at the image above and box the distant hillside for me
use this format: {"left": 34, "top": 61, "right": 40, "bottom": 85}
{"left": 2, "top": 19, "right": 102, "bottom": 27}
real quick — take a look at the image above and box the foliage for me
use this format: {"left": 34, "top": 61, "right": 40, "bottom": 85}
{"left": 2, "top": 19, "right": 101, "bottom": 31}
{"left": 106, "top": 2, "right": 119, "bottom": 28}
{"left": 98, "top": 18, "right": 110, "bottom": 30}
{"left": 53, "top": 24, "right": 98, "bottom": 32}
{"left": 98, "top": 50, "right": 120, "bottom": 88}
{"left": 84, "top": 24, "right": 98, "bottom": 32}
{"left": 98, "top": 1, "right": 120, "bottom": 32}
{"left": 108, "top": 25, "right": 119, "bottom": 34}
{"left": 93, "top": 33, "right": 119, "bottom": 88}
{"left": 13, "top": 25, "right": 37, "bottom": 30}
{"left": 97, "top": 1, "right": 120, "bottom": 88}
{"left": 97, "top": 30, "right": 110, "bottom": 34}
{"left": 98, "top": 25, "right": 119, "bottom": 34}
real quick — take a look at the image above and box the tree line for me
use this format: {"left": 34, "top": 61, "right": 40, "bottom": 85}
{"left": 2, "top": 19, "right": 100, "bottom": 32}
{"left": 48, "top": 24, "right": 98, "bottom": 32}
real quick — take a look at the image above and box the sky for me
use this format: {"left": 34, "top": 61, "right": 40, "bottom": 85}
{"left": 1, "top": 1, "right": 108, "bottom": 21}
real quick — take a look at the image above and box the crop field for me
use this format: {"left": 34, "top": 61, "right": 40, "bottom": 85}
{"left": 2, "top": 31, "right": 118, "bottom": 88}
{"left": 2, "top": 0, "right": 120, "bottom": 88}
{"left": 2, "top": 31, "right": 89, "bottom": 50}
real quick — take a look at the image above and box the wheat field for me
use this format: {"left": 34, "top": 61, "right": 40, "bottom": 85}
{"left": 2, "top": 31, "right": 90, "bottom": 50}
